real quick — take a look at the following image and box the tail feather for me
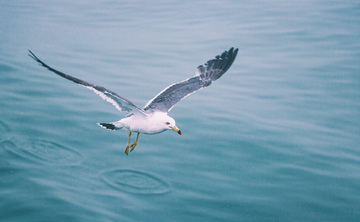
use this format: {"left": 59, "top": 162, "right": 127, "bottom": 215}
{"left": 97, "top": 122, "right": 119, "bottom": 130}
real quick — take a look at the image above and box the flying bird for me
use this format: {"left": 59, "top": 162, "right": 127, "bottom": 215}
{"left": 28, "top": 48, "right": 238, "bottom": 155}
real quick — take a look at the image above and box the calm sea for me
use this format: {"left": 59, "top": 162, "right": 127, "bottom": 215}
{"left": 1, "top": 0, "right": 359, "bottom": 221}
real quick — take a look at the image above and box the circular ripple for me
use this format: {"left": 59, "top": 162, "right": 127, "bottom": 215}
{"left": 101, "top": 169, "right": 170, "bottom": 195}
{"left": 3, "top": 135, "right": 83, "bottom": 166}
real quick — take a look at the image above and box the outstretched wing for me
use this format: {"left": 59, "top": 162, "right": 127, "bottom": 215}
{"left": 28, "top": 50, "right": 146, "bottom": 116}
{"left": 143, "top": 47, "right": 238, "bottom": 113}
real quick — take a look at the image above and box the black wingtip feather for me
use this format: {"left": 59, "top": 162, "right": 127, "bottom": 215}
{"left": 28, "top": 50, "right": 40, "bottom": 63}
{"left": 195, "top": 47, "right": 238, "bottom": 82}
{"left": 221, "top": 47, "right": 238, "bottom": 74}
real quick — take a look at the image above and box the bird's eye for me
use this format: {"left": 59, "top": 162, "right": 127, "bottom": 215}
{"left": 166, "top": 122, "right": 170, "bottom": 125}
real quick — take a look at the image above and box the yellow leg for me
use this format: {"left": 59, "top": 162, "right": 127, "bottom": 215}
{"left": 130, "top": 132, "right": 140, "bottom": 152}
{"left": 124, "top": 131, "right": 132, "bottom": 155}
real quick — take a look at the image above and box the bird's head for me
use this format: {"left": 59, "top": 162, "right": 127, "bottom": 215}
{"left": 163, "top": 115, "right": 181, "bottom": 135}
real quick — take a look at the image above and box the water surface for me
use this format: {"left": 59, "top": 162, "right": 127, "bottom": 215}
{"left": 1, "top": 1, "right": 359, "bottom": 221}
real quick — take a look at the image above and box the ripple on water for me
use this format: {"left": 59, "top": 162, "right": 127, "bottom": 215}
{"left": 101, "top": 169, "right": 170, "bottom": 195}
{"left": 2, "top": 135, "right": 83, "bottom": 166}
{"left": 0, "top": 121, "right": 10, "bottom": 136}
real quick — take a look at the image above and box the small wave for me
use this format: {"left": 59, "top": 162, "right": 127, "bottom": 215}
{"left": 0, "top": 121, "right": 10, "bottom": 136}
{"left": 2, "top": 135, "right": 83, "bottom": 166}
{"left": 101, "top": 168, "right": 170, "bottom": 195}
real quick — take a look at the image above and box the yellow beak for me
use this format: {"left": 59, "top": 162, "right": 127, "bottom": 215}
{"left": 171, "top": 126, "right": 182, "bottom": 135}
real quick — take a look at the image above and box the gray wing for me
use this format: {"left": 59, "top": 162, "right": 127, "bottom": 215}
{"left": 143, "top": 47, "right": 238, "bottom": 113}
{"left": 28, "top": 50, "right": 146, "bottom": 116}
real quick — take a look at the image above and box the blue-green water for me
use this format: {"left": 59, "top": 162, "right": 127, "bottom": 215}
{"left": 1, "top": 1, "right": 360, "bottom": 221}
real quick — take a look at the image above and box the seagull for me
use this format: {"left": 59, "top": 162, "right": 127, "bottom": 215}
{"left": 28, "top": 48, "right": 238, "bottom": 155}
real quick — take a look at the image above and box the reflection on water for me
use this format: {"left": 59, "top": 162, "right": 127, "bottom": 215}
{"left": 101, "top": 168, "right": 170, "bottom": 194}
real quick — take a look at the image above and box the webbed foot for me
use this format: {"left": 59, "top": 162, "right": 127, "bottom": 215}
{"left": 125, "top": 145, "right": 130, "bottom": 155}
{"left": 124, "top": 131, "right": 132, "bottom": 155}
{"left": 130, "top": 142, "right": 137, "bottom": 152}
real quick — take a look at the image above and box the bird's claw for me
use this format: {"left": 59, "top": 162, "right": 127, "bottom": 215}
{"left": 130, "top": 142, "right": 137, "bottom": 152}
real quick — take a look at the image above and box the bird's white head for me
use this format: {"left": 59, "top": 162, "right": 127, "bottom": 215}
{"left": 158, "top": 113, "right": 181, "bottom": 135}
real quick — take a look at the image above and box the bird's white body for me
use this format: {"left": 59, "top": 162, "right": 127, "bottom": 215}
{"left": 115, "top": 112, "right": 176, "bottom": 135}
